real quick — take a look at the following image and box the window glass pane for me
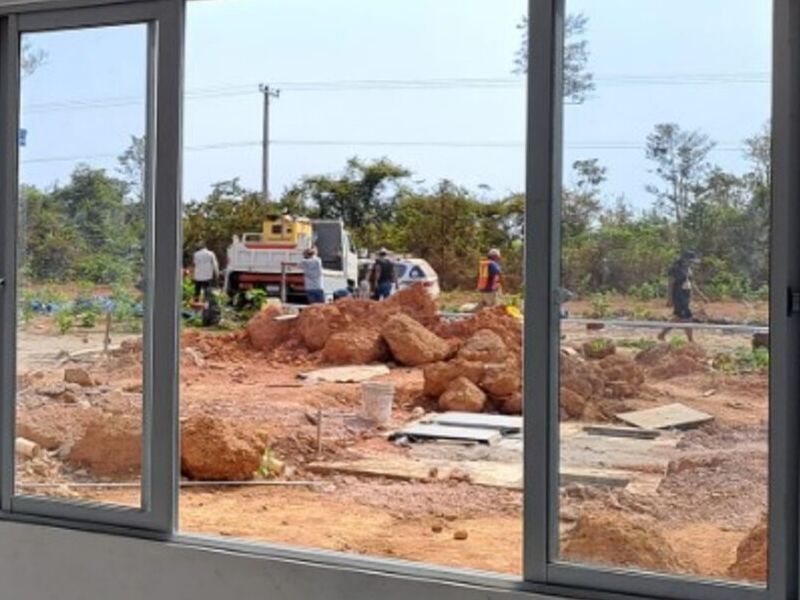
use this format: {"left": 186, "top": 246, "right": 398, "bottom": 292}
{"left": 557, "top": 0, "right": 771, "bottom": 584}
{"left": 178, "top": 0, "right": 526, "bottom": 576}
{"left": 15, "top": 24, "right": 149, "bottom": 508}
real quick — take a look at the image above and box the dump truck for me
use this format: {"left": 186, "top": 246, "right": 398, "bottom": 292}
{"left": 224, "top": 215, "right": 359, "bottom": 303}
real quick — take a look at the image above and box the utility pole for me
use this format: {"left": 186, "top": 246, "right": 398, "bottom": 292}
{"left": 259, "top": 84, "right": 281, "bottom": 204}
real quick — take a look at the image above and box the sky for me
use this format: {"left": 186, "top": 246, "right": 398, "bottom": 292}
{"left": 18, "top": 0, "right": 772, "bottom": 212}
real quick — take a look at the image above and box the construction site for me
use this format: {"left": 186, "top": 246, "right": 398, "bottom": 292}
{"left": 13, "top": 284, "right": 768, "bottom": 582}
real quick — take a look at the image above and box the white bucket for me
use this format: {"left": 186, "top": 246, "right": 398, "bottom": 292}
{"left": 360, "top": 382, "right": 395, "bottom": 425}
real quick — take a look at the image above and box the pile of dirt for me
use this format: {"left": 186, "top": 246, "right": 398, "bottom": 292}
{"left": 422, "top": 329, "right": 522, "bottom": 414}
{"left": 435, "top": 306, "right": 522, "bottom": 355}
{"left": 559, "top": 353, "right": 643, "bottom": 420}
{"left": 598, "top": 354, "right": 645, "bottom": 399}
{"left": 728, "top": 514, "right": 767, "bottom": 582}
{"left": 17, "top": 404, "right": 97, "bottom": 451}
{"left": 67, "top": 413, "right": 142, "bottom": 477}
{"left": 561, "top": 512, "right": 693, "bottom": 573}
{"left": 243, "top": 286, "right": 442, "bottom": 361}
{"left": 636, "top": 342, "right": 707, "bottom": 379}
{"left": 181, "top": 414, "right": 266, "bottom": 481}
{"left": 246, "top": 304, "right": 296, "bottom": 354}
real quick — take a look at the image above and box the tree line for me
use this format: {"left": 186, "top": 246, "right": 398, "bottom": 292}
{"left": 20, "top": 120, "right": 770, "bottom": 301}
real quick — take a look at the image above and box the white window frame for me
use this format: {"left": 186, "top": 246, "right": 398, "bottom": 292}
{"left": 0, "top": 1, "right": 798, "bottom": 599}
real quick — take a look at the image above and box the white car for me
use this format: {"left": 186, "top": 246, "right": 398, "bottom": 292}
{"left": 394, "top": 258, "right": 441, "bottom": 299}
{"left": 357, "top": 257, "right": 441, "bottom": 299}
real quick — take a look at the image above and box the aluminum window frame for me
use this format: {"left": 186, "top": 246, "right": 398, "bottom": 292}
{"left": 525, "top": 1, "right": 800, "bottom": 600}
{"left": 0, "top": 0, "right": 182, "bottom": 533}
{"left": 0, "top": 1, "right": 797, "bottom": 599}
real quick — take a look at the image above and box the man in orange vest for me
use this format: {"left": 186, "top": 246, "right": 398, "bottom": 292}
{"left": 478, "top": 249, "right": 503, "bottom": 307}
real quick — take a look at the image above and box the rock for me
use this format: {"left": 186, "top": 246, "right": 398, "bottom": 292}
{"left": 67, "top": 413, "right": 141, "bottom": 477}
{"left": 64, "top": 368, "right": 94, "bottom": 387}
{"left": 181, "top": 415, "right": 265, "bottom": 481}
{"left": 480, "top": 359, "right": 521, "bottom": 397}
{"left": 438, "top": 377, "right": 486, "bottom": 413}
{"left": 245, "top": 305, "right": 294, "bottom": 353}
{"left": 728, "top": 514, "right": 767, "bottom": 582}
{"left": 497, "top": 392, "right": 523, "bottom": 415}
{"left": 431, "top": 523, "right": 444, "bottom": 533}
{"left": 321, "top": 328, "right": 388, "bottom": 365}
{"left": 423, "top": 359, "right": 484, "bottom": 397}
{"left": 381, "top": 314, "right": 452, "bottom": 367}
{"left": 458, "top": 329, "right": 508, "bottom": 363}
{"left": 582, "top": 338, "right": 616, "bottom": 360}
{"left": 297, "top": 304, "right": 348, "bottom": 352}
{"left": 560, "top": 388, "right": 587, "bottom": 420}
{"left": 453, "top": 530, "right": 469, "bottom": 540}
{"left": 37, "top": 384, "right": 67, "bottom": 397}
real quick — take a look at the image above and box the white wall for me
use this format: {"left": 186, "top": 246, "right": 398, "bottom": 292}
{"left": 0, "top": 521, "right": 566, "bottom": 600}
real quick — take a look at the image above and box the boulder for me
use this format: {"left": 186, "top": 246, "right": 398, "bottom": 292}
{"left": 480, "top": 359, "right": 521, "bottom": 397}
{"left": 381, "top": 314, "right": 452, "bottom": 367}
{"left": 560, "top": 388, "right": 588, "bottom": 419}
{"left": 67, "top": 413, "right": 141, "bottom": 477}
{"left": 497, "top": 392, "right": 523, "bottom": 415}
{"left": 64, "top": 368, "right": 93, "bottom": 387}
{"left": 181, "top": 415, "right": 265, "bottom": 481}
{"left": 245, "top": 305, "right": 294, "bottom": 353}
{"left": 321, "top": 328, "right": 388, "bottom": 365}
{"left": 423, "top": 359, "right": 484, "bottom": 397}
{"left": 458, "top": 329, "right": 508, "bottom": 363}
{"left": 297, "top": 304, "right": 347, "bottom": 351}
{"left": 438, "top": 377, "right": 487, "bottom": 413}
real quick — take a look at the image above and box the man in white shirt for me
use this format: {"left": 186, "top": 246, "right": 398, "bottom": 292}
{"left": 300, "top": 247, "right": 325, "bottom": 304}
{"left": 192, "top": 241, "right": 219, "bottom": 301}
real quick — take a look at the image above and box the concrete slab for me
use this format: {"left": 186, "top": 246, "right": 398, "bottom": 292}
{"left": 298, "top": 365, "right": 390, "bottom": 384}
{"left": 616, "top": 403, "right": 714, "bottom": 430}
{"left": 390, "top": 423, "right": 502, "bottom": 445}
{"left": 423, "top": 412, "right": 523, "bottom": 433}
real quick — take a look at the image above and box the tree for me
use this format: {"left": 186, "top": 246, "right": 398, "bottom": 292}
{"left": 645, "top": 123, "right": 715, "bottom": 224}
{"left": 284, "top": 157, "right": 410, "bottom": 248}
{"left": 562, "top": 158, "right": 605, "bottom": 237}
{"left": 183, "top": 179, "right": 275, "bottom": 265}
{"left": 21, "top": 42, "right": 47, "bottom": 77}
{"left": 388, "top": 181, "right": 485, "bottom": 290}
{"left": 117, "top": 135, "right": 146, "bottom": 202}
{"left": 515, "top": 13, "right": 595, "bottom": 103}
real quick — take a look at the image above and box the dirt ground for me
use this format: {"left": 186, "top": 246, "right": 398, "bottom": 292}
{"left": 12, "top": 298, "right": 769, "bottom": 581}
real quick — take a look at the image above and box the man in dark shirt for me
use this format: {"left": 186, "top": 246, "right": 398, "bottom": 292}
{"left": 658, "top": 250, "right": 705, "bottom": 342}
{"left": 372, "top": 248, "right": 397, "bottom": 300}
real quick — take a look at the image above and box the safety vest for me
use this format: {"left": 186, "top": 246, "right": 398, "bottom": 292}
{"left": 477, "top": 259, "right": 500, "bottom": 291}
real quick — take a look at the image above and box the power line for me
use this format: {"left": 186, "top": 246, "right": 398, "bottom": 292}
{"left": 19, "top": 139, "right": 751, "bottom": 165}
{"left": 20, "top": 72, "right": 771, "bottom": 114}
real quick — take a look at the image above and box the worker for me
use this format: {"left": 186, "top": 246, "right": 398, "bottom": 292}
{"left": 658, "top": 250, "right": 707, "bottom": 342}
{"left": 478, "top": 249, "right": 503, "bottom": 307}
{"left": 371, "top": 248, "right": 397, "bottom": 300}
{"left": 300, "top": 247, "right": 325, "bottom": 304}
{"left": 192, "top": 241, "right": 219, "bottom": 301}
{"left": 332, "top": 280, "right": 358, "bottom": 302}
